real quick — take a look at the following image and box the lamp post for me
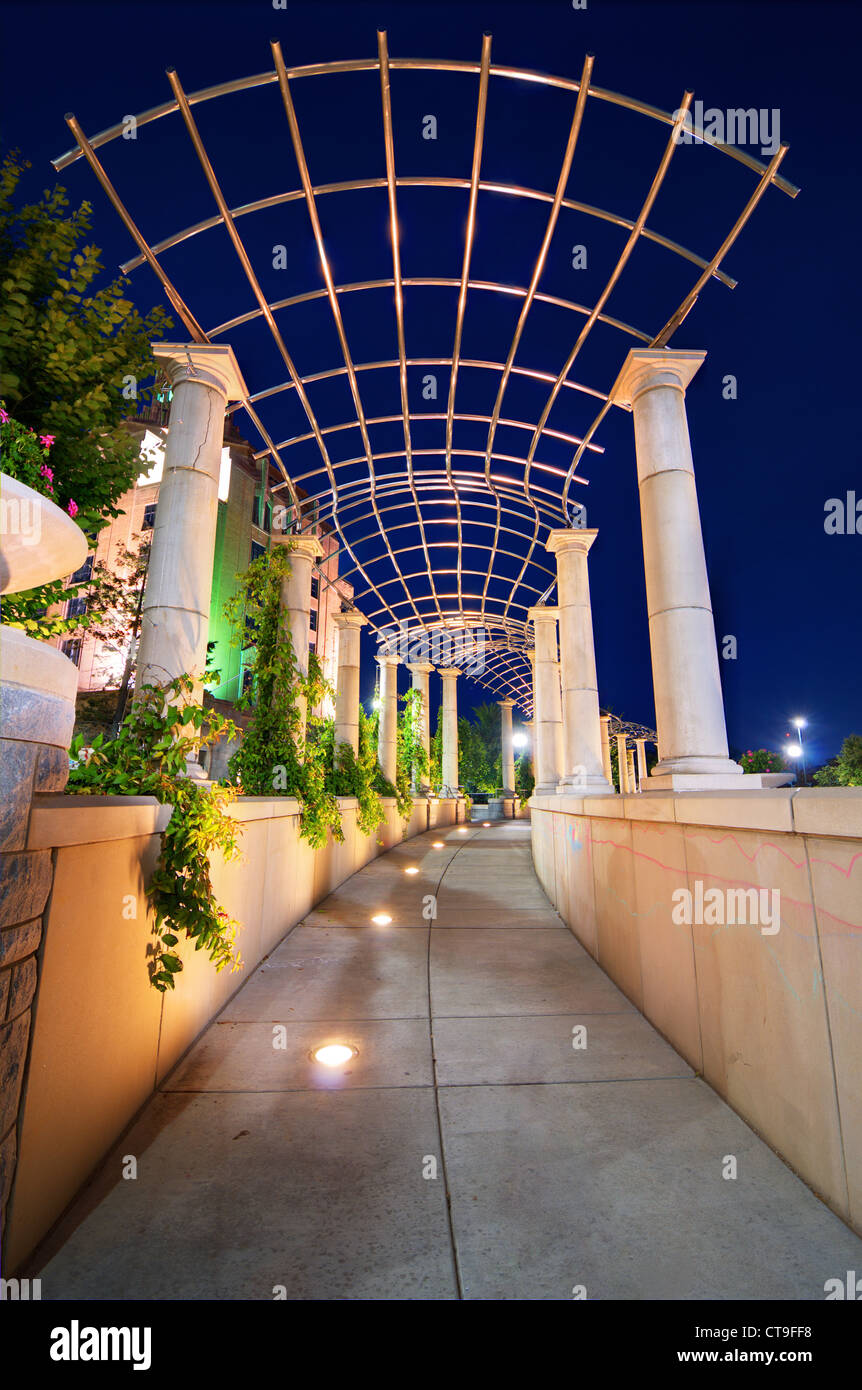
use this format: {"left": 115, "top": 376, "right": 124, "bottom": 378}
{"left": 791, "top": 717, "right": 807, "bottom": 786}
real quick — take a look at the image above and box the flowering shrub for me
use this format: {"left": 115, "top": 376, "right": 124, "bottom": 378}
{"left": 739, "top": 748, "right": 788, "bottom": 773}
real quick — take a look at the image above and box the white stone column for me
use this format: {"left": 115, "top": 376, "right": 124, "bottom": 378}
{"left": 546, "top": 529, "right": 614, "bottom": 794}
{"left": 528, "top": 606, "right": 564, "bottom": 794}
{"left": 406, "top": 660, "right": 435, "bottom": 793}
{"left": 600, "top": 714, "right": 613, "bottom": 786}
{"left": 137, "top": 344, "right": 246, "bottom": 696}
{"left": 333, "top": 611, "right": 367, "bottom": 754}
{"left": 377, "top": 653, "right": 399, "bottom": 785}
{"left": 438, "top": 667, "right": 460, "bottom": 797}
{"left": 610, "top": 349, "right": 746, "bottom": 790}
{"left": 627, "top": 747, "right": 637, "bottom": 793}
{"left": 635, "top": 738, "right": 648, "bottom": 788}
{"left": 272, "top": 532, "right": 324, "bottom": 741}
{"left": 616, "top": 734, "right": 629, "bottom": 793}
{"left": 498, "top": 698, "right": 516, "bottom": 795}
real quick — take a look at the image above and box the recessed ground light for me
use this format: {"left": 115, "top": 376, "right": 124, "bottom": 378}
{"left": 404, "top": 866, "right": 419, "bottom": 875}
{"left": 371, "top": 913, "right": 392, "bottom": 926}
{"left": 432, "top": 841, "right": 445, "bottom": 848}
{"left": 458, "top": 827, "right": 468, "bottom": 833}
{"left": 312, "top": 1044, "right": 357, "bottom": 1068}
{"left": 482, "top": 821, "right": 491, "bottom": 827}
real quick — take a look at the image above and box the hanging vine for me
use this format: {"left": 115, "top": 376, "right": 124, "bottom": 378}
{"left": 67, "top": 675, "right": 244, "bottom": 992}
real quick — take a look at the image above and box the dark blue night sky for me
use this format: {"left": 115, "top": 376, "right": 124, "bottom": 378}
{"left": 2, "top": 0, "right": 859, "bottom": 769}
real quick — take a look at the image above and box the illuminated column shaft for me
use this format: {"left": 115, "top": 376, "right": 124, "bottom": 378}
{"left": 528, "top": 606, "right": 564, "bottom": 794}
{"left": 616, "top": 735, "right": 629, "bottom": 793}
{"left": 611, "top": 349, "right": 742, "bottom": 785}
{"left": 546, "top": 528, "right": 613, "bottom": 793}
{"left": 636, "top": 738, "right": 648, "bottom": 788}
{"left": 377, "top": 654, "right": 399, "bottom": 785}
{"left": 273, "top": 533, "right": 324, "bottom": 742}
{"left": 407, "top": 660, "right": 435, "bottom": 793}
{"left": 438, "top": 667, "right": 460, "bottom": 796}
{"left": 333, "top": 611, "right": 367, "bottom": 754}
{"left": 137, "top": 345, "right": 245, "bottom": 698}
{"left": 600, "top": 714, "right": 613, "bottom": 785}
{"left": 499, "top": 698, "right": 516, "bottom": 795}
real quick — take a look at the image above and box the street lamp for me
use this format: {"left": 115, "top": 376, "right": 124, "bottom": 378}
{"left": 791, "top": 717, "right": 807, "bottom": 785}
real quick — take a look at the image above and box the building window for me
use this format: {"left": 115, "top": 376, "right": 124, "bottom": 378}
{"left": 70, "top": 555, "right": 93, "bottom": 584}
{"left": 250, "top": 540, "right": 266, "bottom": 562}
{"left": 251, "top": 493, "right": 260, "bottom": 528}
{"left": 310, "top": 576, "right": 319, "bottom": 600}
{"left": 61, "top": 638, "right": 82, "bottom": 667}
{"left": 263, "top": 501, "right": 272, "bottom": 534}
{"left": 308, "top": 637, "right": 316, "bottom": 654}
{"left": 66, "top": 596, "right": 88, "bottom": 620}
{"left": 309, "top": 608, "right": 317, "bottom": 632}
{"left": 142, "top": 503, "right": 157, "bottom": 530}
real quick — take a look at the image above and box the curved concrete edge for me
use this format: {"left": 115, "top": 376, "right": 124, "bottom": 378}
{"left": 530, "top": 787, "right": 862, "bottom": 838}
{"left": 0, "top": 473, "right": 88, "bottom": 596}
{"left": 1, "top": 625, "right": 79, "bottom": 705}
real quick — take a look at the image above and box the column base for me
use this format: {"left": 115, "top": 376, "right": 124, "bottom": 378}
{"left": 557, "top": 774, "right": 615, "bottom": 795}
{"left": 646, "top": 772, "right": 764, "bottom": 792}
{"left": 535, "top": 781, "right": 561, "bottom": 795}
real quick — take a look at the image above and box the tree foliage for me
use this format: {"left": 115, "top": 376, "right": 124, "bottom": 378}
{"left": 0, "top": 148, "right": 171, "bottom": 532}
{"left": 813, "top": 735, "right": 862, "bottom": 787}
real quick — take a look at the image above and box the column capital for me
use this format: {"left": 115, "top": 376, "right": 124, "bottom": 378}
{"left": 153, "top": 342, "right": 248, "bottom": 401}
{"left": 497, "top": 698, "right": 516, "bottom": 709}
{"left": 546, "top": 527, "right": 599, "bottom": 557}
{"left": 609, "top": 348, "right": 706, "bottom": 409}
{"left": 333, "top": 610, "right": 367, "bottom": 631}
{"left": 527, "top": 605, "right": 560, "bottom": 624}
{"left": 437, "top": 666, "right": 460, "bottom": 679}
{"left": 376, "top": 651, "right": 400, "bottom": 667}
{"left": 406, "top": 660, "right": 435, "bottom": 675}
{"left": 272, "top": 533, "right": 324, "bottom": 561}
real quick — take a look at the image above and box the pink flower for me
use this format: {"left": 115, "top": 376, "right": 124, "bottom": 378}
{"left": 67, "top": 499, "right": 78, "bottom": 518}
{"left": 40, "top": 433, "right": 55, "bottom": 448}
{"left": 0, "top": 408, "right": 9, "bottom": 423}
{"left": 40, "top": 464, "right": 53, "bottom": 480}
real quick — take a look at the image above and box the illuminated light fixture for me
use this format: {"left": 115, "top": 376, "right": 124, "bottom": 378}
{"left": 792, "top": 716, "right": 807, "bottom": 729}
{"left": 371, "top": 913, "right": 392, "bottom": 925}
{"left": 432, "top": 841, "right": 445, "bottom": 849}
{"left": 404, "top": 866, "right": 419, "bottom": 875}
{"left": 512, "top": 733, "right": 528, "bottom": 749}
{"left": 482, "top": 821, "right": 491, "bottom": 827}
{"left": 458, "top": 827, "right": 468, "bottom": 834}
{"left": 788, "top": 743, "right": 803, "bottom": 758}
{"left": 313, "top": 1044, "right": 356, "bottom": 1068}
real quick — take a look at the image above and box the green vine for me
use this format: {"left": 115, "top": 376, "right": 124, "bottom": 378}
{"left": 67, "top": 675, "right": 243, "bottom": 991}
{"left": 333, "top": 707, "right": 387, "bottom": 837}
{"left": 224, "top": 546, "right": 342, "bottom": 848}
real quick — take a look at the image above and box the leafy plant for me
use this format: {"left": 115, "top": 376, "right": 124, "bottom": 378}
{"left": 224, "top": 545, "right": 342, "bottom": 848}
{"left": 394, "top": 687, "right": 425, "bottom": 819}
{"left": 740, "top": 748, "right": 788, "bottom": 774}
{"left": 334, "top": 707, "right": 387, "bottom": 837}
{"left": 813, "top": 734, "right": 862, "bottom": 787}
{"left": 67, "top": 675, "right": 243, "bottom": 991}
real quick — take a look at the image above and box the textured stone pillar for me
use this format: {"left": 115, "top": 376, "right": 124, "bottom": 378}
{"left": 498, "top": 698, "right": 516, "bottom": 795}
{"left": 406, "top": 660, "right": 435, "bottom": 793}
{"left": 273, "top": 533, "right": 324, "bottom": 742}
{"left": 546, "top": 529, "right": 613, "bottom": 794}
{"left": 616, "top": 734, "right": 630, "bottom": 793}
{"left": 610, "top": 349, "right": 747, "bottom": 790}
{"left": 438, "top": 667, "right": 460, "bottom": 797}
{"left": 136, "top": 345, "right": 246, "bottom": 698}
{"left": 333, "top": 611, "right": 367, "bottom": 754}
{"left": 377, "top": 653, "right": 399, "bottom": 785}
{"left": 528, "top": 606, "right": 564, "bottom": 794}
{"left": 600, "top": 714, "right": 613, "bottom": 785}
{"left": 627, "top": 747, "right": 637, "bottom": 793}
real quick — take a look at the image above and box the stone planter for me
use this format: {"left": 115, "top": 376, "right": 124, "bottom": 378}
{"left": 0, "top": 472, "right": 86, "bottom": 1252}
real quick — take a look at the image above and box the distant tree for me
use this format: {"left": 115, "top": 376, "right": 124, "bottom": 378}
{"left": 813, "top": 735, "right": 862, "bottom": 787}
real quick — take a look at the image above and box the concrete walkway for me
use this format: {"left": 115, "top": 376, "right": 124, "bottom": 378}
{"left": 35, "top": 818, "right": 862, "bottom": 1300}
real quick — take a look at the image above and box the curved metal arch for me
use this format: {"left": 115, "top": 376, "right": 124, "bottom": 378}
{"left": 265, "top": 411, "right": 604, "bottom": 460}
{"left": 53, "top": 36, "right": 798, "bottom": 714}
{"left": 207, "top": 276, "right": 654, "bottom": 347}
{"left": 53, "top": 53, "right": 799, "bottom": 197}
